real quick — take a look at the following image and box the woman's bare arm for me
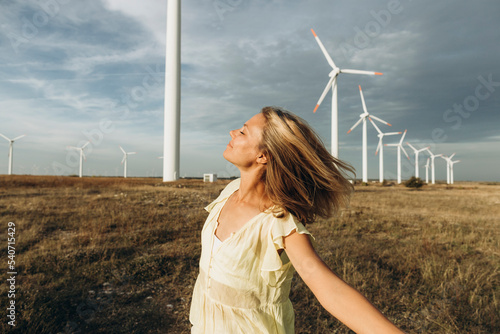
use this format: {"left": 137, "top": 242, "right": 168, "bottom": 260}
{"left": 284, "top": 231, "right": 405, "bottom": 334}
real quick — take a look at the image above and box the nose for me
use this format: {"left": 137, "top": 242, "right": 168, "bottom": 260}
{"left": 229, "top": 129, "right": 236, "bottom": 138}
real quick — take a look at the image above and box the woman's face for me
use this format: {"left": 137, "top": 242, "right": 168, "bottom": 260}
{"left": 223, "top": 113, "right": 267, "bottom": 170}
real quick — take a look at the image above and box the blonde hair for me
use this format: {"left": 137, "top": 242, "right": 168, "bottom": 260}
{"left": 260, "top": 106, "right": 355, "bottom": 224}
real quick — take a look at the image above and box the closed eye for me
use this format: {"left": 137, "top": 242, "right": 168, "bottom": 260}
{"left": 240, "top": 131, "right": 245, "bottom": 135}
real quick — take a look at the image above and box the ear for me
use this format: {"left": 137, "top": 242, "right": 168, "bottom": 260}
{"left": 256, "top": 152, "right": 268, "bottom": 165}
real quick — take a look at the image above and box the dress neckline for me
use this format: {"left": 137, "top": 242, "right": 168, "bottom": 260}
{"left": 213, "top": 190, "right": 267, "bottom": 245}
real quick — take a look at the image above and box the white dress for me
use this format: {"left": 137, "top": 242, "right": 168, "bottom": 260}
{"left": 189, "top": 179, "right": 312, "bottom": 334}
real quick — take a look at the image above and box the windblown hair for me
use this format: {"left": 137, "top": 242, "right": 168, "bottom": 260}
{"left": 260, "top": 106, "right": 355, "bottom": 224}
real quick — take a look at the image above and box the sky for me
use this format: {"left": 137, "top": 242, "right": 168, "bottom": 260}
{"left": 0, "top": 0, "right": 499, "bottom": 181}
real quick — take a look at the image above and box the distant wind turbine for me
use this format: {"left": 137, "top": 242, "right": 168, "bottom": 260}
{"left": 119, "top": 146, "right": 137, "bottom": 178}
{"left": 441, "top": 153, "right": 456, "bottom": 184}
{"left": 385, "top": 129, "right": 410, "bottom": 184}
{"left": 425, "top": 148, "right": 442, "bottom": 184}
{"left": 449, "top": 159, "right": 460, "bottom": 184}
{"left": 311, "top": 29, "right": 382, "bottom": 158}
{"left": 347, "top": 85, "right": 392, "bottom": 183}
{"left": 67, "top": 141, "right": 90, "bottom": 178}
{"left": 369, "top": 121, "right": 401, "bottom": 183}
{"left": 0, "top": 133, "right": 26, "bottom": 175}
{"left": 424, "top": 157, "right": 430, "bottom": 184}
{"left": 407, "top": 143, "right": 430, "bottom": 179}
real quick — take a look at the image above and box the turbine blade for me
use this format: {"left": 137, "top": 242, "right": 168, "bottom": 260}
{"left": 314, "top": 76, "right": 335, "bottom": 113}
{"left": 370, "top": 114, "right": 391, "bottom": 126}
{"left": 0, "top": 133, "right": 10, "bottom": 142}
{"left": 82, "top": 151, "right": 87, "bottom": 161}
{"left": 119, "top": 146, "right": 126, "bottom": 154}
{"left": 407, "top": 142, "right": 417, "bottom": 151}
{"left": 311, "top": 29, "right": 337, "bottom": 69}
{"left": 341, "top": 69, "right": 383, "bottom": 75}
{"left": 121, "top": 156, "right": 126, "bottom": 164}
{"left": 399, "top": 129, "right": 407, "bottom": 144}
{"left": 347, "top": 117, "right": 363, "bottom": 134}
{"left": 12, "top": 134, "right": 26, "bottom": 141}
{"left": 368, "top": 117, "right": 383, "bottom": 134}
{"left": 82, "top": 141, "right": 90, "bottom": 149}
{"left": 375, "top": 138, "right": 382, "bottom": 155}
{"left": 128, "top": 152, "right": 137, "bottom": 155}
{"left": 449, "top": 153, "right": 456, "bottom": 159}
{"left": 401, "top": 145, "right": 410, "bottom": 160}
{"left": 384, "top": 132, "right": 401, "bottom": 136}
{"left": 67, "top": 146, "right": 79, "bottom": 150}
{"left": 358, "top": 85, "right": 368, "bottom": 114}
{"left": 385, "top": 144, "right": 398, "bottom": 147}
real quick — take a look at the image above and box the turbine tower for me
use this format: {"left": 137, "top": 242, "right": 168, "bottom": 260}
{"left": 407, "top": 143, "right": 430, "bottom": 178}
{"left": 385, "top": 129, "right": 410, "bottom": 184}
{"left": 0, "top": 133, "right": 26, "bottom": 175}
{"left": 119, "top": 146, "right": 137, "bottom": 178}
{"left": 449, "top": 159, "right": 460, "bottom": 184}
{"left": 369, "top": 122, "right": 400, "bottom": 183}
{"left": 424, "top": 157, "right": 430, "bottom": 184}
{"left": 425, "top": 148, "right": 442, "bottom": 185}
{"left": 163, "top": 0, "right": 181, "bottom": 182}
{"left": 441, "top": 153, "right": 456, "bottom": 184}
{"left": 311, "top": 29, "right": 382, "bottom": 158}
{"left": 347, "top": 85, "right": 391, "bottom": 183}
{"left": 68, "top": 141, "right": 90, "bottom": 178}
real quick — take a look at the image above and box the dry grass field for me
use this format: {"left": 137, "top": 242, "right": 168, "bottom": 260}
{"left": 0, "top": 175, "right": 498, "bottom": 333}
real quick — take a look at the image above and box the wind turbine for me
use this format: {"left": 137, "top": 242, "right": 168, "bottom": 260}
{"left": 385, "top": 129, "right": 410, "bottom": 184}
{"left": 424, "top": 157, "right": 430, "bottom": 184}
{"left": 67, "top": 141, "right": 90, "bottom": 178}
{"left": 407, "top": 143, "right": 430, "bottom": 179}
{"left": 425, "top": 148, "right": 442, "bottom": 184}
{"left": 449, "top": 159, "right": 460, "bottom": 184}
{"left": 369, "top": 121, "right": 401, "bottom": 183}
{"left": 0, "top": 133, "right": 26, "bottom": 175}
{"left": 163, "top": 0, "right": 181, "bottom": 182}
{"left": 119, "top": 146, "right": 137, "bottom": 178}
{"left": 347, "top": 85, "right": 392, "bottom": 183}
{"left": 440, "top": 153, "right": 456, "bottom": 184}
{"left": 311, "top": 29, "right": 382, "bottom": 158}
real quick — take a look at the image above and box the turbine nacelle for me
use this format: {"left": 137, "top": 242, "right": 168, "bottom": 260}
{"left": 328, "top": 68, "right": 340, "bottom": 77}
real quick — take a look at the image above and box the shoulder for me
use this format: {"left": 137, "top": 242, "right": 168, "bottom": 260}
{"left": 267, "top": 212, "right": 313, "bottom": 249}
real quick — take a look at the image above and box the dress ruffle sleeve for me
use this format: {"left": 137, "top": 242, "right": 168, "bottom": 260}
{"left": 261, "top": 213, "right": 313, "bottom": 286}
{"left": 204, "top": 178, "right": 241, "bottom": 213}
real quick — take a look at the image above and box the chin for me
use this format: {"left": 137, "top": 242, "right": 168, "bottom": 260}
{"left": 223, "top": 149, "right": 231, "bottom": 162}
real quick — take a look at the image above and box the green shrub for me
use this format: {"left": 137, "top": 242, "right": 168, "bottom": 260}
{"left": 405, "top": 176, "right": 424, "bottom": 188}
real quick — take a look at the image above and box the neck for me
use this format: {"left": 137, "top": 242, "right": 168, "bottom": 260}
{"left": 236, "top": 166, "right": 270, "bottom": 209}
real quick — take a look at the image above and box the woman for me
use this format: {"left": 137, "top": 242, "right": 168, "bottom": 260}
{"left": 189, "top": 106, "right": 404, "bottom": 333}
